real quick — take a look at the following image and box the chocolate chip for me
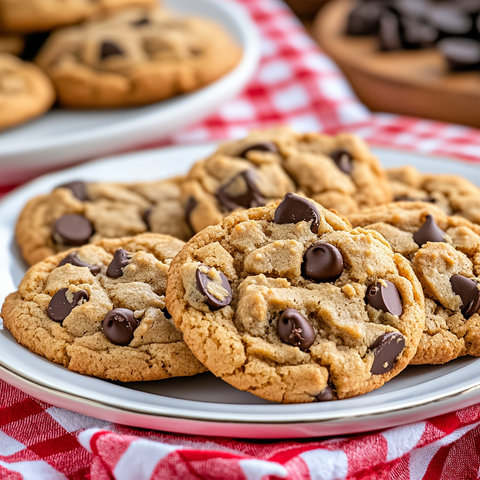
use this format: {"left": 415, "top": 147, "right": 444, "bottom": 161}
{"left": 438, "top": 38, "right": 480, "bottom": 71}
{"left": 378, "top": 10, "right": 403, "bottom": 51}
{"left": 184, "top": 196, "right": 198, "bottom": 232}
{"left": 330, "top": 149, "right": 353, "bottom": 175}
{"left": 196, "top": 265, "right": 232, "bottom": 310}
{"left": 366, "top": 281, "right": 403, "bottom": 316}
{"left": 58, "top": 252, "right": 100, "bottom": 275}
{"left": 413, "top": 214, "right": 445, "bottom": 246}
{"left": 346, "top": 2, "right": 383, "bottom": 36}
{"left": 430, "top": 6, "right": 473, "bottom": 36}
{"left": 57, "top": 181, "right": 88, "bottom": 202}
{"left": 161, "top": 307, "right": 172, "bottom": 319}
{"left": 370, "top": 332, "right": 405, "bottom": 375}
{"left": 274, "top": 193, "right": 320, "bottom": 234}
{"left": 315, "top": 385, "right": 334, "bottom": 402}
{"left": 48, "top": 288, "right": 89, "bottom": 322}
{"left": 102, "top": 308, "right": 138, "bottom": 346}
{"left": 216, "top": 169, "right": 265, "bottom": 212}
{"left": 401, "top": 17, "right": 438, "bottom": 49}
{"left": 394, "top": 196, "right": 436, "bottom": 203}
{"left": 132, "top": 17, "right": 150, "bottom": 26}
{"left": 237, "top": 141, "right": 278, "bottom": 159}
{"left": 302, "top": 243, "right": 343, "bottom": 282}
{"left": 53, "top": 214, "right": 93, "bottom": 246}
{"left": 143, "top": 207, "right": 152, "bottom": 230}
{"left": 277, "top": 308, "right": 315, "bottom": 351}
{"left": 450, "top": 274, "right": 480, "bottom": 318}
{"left": 106, "top": 249, "right": 131, "bottom": 278}
{"left": 100, "top": 41, "right": 124, "bottom": 60}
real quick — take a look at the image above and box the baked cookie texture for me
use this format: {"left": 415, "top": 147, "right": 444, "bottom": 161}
{"left": 16, "top": 177, "right": 192, "bottom": 266}
{"left": 35, "top": 7, "right": 242, "bottom": 108}
{"left": 1, "top": 233, "right": 206, "bottom": 382}
{"left": 166, "top": 193, "right": 424, "bottom": 403}
{"left": 0, "top": 34, "right": 24, "bottom": 55}
{"left": 388, "top": 165, "right": 480, "bottom": 224}
{"left": 349, "top": 201, "right": 480, "bottom": 365}
{"left": 0, "top": 0, "right": 156, "bottom": 33}
{"left": 0, "top": 53, "right": 55, "bottom": 131}
{"left": 182, "top": 128, "right": 393, "bottom": 235}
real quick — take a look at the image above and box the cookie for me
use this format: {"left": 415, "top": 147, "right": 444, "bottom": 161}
{"left": 34, "top": 7, "right": 242, "bottom": 108}
{"left": 16, "top": 177, "right": 192, "bottom": 266}
{"left": 349, "top": 201, "right": 480, "bottom": 365}
{"left": 0, "top": 34, "right": 24, "bottom": 55}
{"left": 1, "top": 233, "right": 206, "bottom": 382}
{"left": 387, "top": 165, "right": 480, "bottom": 224}
{"left": 0, "top": 53, "right": 55, "bottom": 131}
{"left": 166, "top": 193, "right": 424, "bottom": 403}
{"left": 0, "top": 0, "right": 156, "bottom": 33}
{"left": 182, "top": 128, "right": 393, "bottom": 235}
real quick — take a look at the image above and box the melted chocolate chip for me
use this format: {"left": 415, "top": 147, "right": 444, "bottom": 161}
{"left": 302, "top": 243, "right": 344, "bottom": 283}
{"left": 57, "top": 181, "right": 88, "bottom": 202}
{"left": 378, "top": 10, "right": 403, "bottom": 51}
{"left": 370, "top": 332, "right": 406, "bottom": 375}
{"left": 102, "top": 308, "right": 138, "bottom": 346}
{"left": 53, "top": 214, "right": 93, "bottom": 246}
{"left": 161, "top": 307, "right": 172, "bottom": 319}
{"left": 143, "top": 207, "right": 152, "bottom": 230}
{"left": 274, "top": 193, "right": 320, "bottom": 234}
{"left": 100, "top": 41, "right": 124, "bottom": 60}
{"left": 366, "top": 281, "right": 403, "bottom": 316}
{"left": 216, "top": 169, "right": 265, "bottom": 212}
{"left": 450, "top": 274, "right": 480, "bottom": 318}
{"left": 413, "top": 214, "right": 446, "bottom": 246}
{"left": 48, "top": 288, "right": 89, "bottom": 322}
{"left": 330, "top": 149, "right": 353, "bottom": 175}
{"left": 58, "top": 252, "right": 100, "bottom": 275}
{"left": 184, "top": 196, "right": 198, "bottom": 232}
{"left": 106, "top": 249, "right": 131, "bottom": 278}
{"left": 315, "top": 385, "right": 334, "bottom": 402}
{"left": 237, "top": 141, "right": 278, "bottom": 159}
{"left": 277, "top": 308, "right": 315, "bottom": 351}
{"left": 196, "top": 265, "right": 232, "bottom": 310}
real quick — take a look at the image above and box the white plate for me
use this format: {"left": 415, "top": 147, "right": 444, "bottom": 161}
{"left": 0, "top": 0, "right": 259, "bottom": 185}
{"left": 2, "top": 145, "right": 480, "bottom": 439}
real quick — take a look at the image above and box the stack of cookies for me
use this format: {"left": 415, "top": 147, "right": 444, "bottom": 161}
{"left": 0, "top": 0, "right": 241, "bottom": 130}
{"left": 4, "top": 127, "right": 480, "bottom": 404}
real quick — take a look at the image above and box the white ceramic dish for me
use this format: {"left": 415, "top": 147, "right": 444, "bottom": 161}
{"left": 2, "top": 145, "right": 480, "bottom": 439}
{"left": 0, "top": 0, "right": 259, "bottom": 185}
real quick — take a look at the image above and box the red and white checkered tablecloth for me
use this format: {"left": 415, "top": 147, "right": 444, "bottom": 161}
{"left": 3, "top": 0, "right": 480, "bottom": 478}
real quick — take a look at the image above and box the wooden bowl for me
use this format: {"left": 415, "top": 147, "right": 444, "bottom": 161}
{"left": 312, "top": 0, "right": 480, "bottom": 128}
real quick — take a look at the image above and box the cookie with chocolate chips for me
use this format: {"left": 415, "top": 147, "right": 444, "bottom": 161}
{"left": 166, "top": 193, "right": 424, "bottom": 403}
{"left": 15, "top": 176, "right": 192, "bottom": 266}
{"left": 1, "top": 233, "right": 206, "bottom": 382}
{"left": 349, "top": 201, "right": 480, "bottom": 365}
{"left": 34, "top": 7, "right": 242, "bottom": 108}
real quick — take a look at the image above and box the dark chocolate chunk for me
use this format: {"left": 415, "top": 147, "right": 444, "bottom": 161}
{"left": 184, "top": 196, "right": 198, "bottom": 232}
{"left": 274, "top": 193, "right": 320, "bottom": 234}
{"left": 237, "top": 141, "right": 278, "bottom": 159}
{"left": 346, "top": 2, "right": 383, "bottom": 36}
{"left": 394, "top": 196, "right": 436, "bottom": 203}
{"left": 57, "top": 181, "right": 88, "bottom": 202}
{"left": 53, "top": 214, "right": 93, "bottom": 246}
{"left": 430, "top": 6, "right": 473, "bottom": 36}
{"left": 143, "top": 207, "right": 152, "bottom": 230}
{"left": 102, "top": 308, "right": 138, "bottom": 346}
{"left": 106, "top": 249, "right": 131, "bottom": 278}
{"left": 58, "top": 252, "right": 100, "bottom": 275}
{"left": 196, "top": 265, "right": 232, "bottom": 310}
{"left": 438, "top": 38, "right": 480, "bottom": 71}
{"left": 370, "top": 332, "right": 405, "bottom": 375}
{"left": 393, "top": 0, "right": 431, "bottom": 19}
{"left": 413, "top": 214, "right": 445, "bottom": 246}
{"left": 401, "top": 17, "right": 438, "bottom": 49}
{"left": 48, "top": 288, "right": 89, "bottom": 322}
{"left": 161, "top": 307, "right": 172, "bottom": 319}
{"left": 100, "top": 41, "right": 124, "bottom": 60}
{"left": 378, "top": 10, "right": 403, "bottom": 51}
{"left": 302, "top": 243, "right": 344, "bottom": 283}
{"left": 330, "top": 149, "right": 353, "bottom": 175}
{"left": 450, "top": 274, "right": 480, "bottom": 318}
{"left": 277, "top": 308, "right": 315, "bottom": 351}
{"left": 315, "top": 385, "right": 334, "bottom": 402}
{"left": 216, "top": 169, "right": 265, "bottom": 212}
{"left": 366, "top": 281, "right": 403, "bottom": 316}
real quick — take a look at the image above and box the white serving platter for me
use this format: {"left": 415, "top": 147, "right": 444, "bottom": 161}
{"left": 0, "top": 0, "right": 260, "bottom": 185}
{"left": 1, "top": 144, "right": 480, "bottom": 439}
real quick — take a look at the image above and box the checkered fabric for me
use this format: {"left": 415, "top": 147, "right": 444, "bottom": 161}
{"left": 2, "top": 0, "right": 480, "bottom": 478}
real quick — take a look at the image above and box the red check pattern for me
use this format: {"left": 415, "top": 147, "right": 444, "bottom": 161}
{"left": 3, "top": 0, "right": 480, "bottom": 478}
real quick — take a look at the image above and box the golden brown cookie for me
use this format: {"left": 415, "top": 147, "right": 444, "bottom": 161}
{"left": 0, "top": 34, "right": 24, "bottom": 55}
{"left": 1, "top": 233, "right": 206, "bottom": 382}
{"left": 166, "top": 193, "right": 424, "bottom": 403}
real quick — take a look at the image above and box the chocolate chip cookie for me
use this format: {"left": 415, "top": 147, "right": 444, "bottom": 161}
{"left": 388, "top": 165, "right": 480, "bottom": 224}
{"left": 0, "top": 34, "right": 24, "bottom": 55}
{"left": 16, "top": 177, "right": 192, "bottom": 266}
{"left": 166, "top": 193, "right": 424, "bottom": 403}
{"left": 35, "top": 7, "right": 242, "bottom": 108}
{"left": 1, "top": 233, "right": 206, "bottom": 382}
{"left": 349, "top": 201, "right": 480, "bottom": 365}
{"left": 0, "top": 53, "right": 55, "bottom": 131}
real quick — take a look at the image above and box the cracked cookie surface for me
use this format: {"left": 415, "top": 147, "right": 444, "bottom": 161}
{"left": 1, "top": 233, "right": 206, "bottom": 382}
{"left": 349, "top": 201, "right": 480, "bottom": 365}
{"left": 166, "top": 194, "right": 424, "bottom": 403}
